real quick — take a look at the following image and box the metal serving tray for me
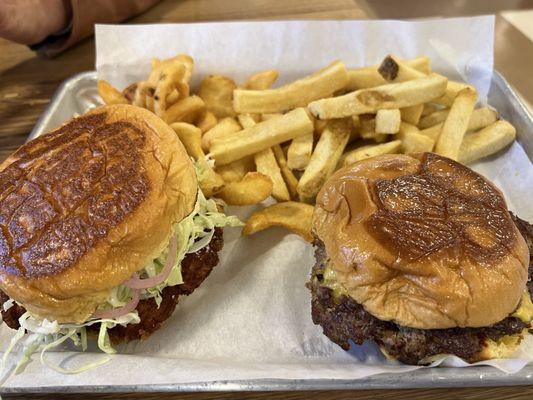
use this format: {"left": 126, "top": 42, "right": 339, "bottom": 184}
{"left": 12, "top": 70, "right": 533, "bottom": 393}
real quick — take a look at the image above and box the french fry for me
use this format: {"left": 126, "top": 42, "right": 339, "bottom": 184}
{"left": 297, "top": 119, "right": 351, "bottom": 203}
{"left": 378, "top": 55, "right": 426, "bottom": 82}
{"left": 272, "top": 145, "right": 299, "bottom": 200}
{"left": 458, "top": 120, "right": 516, "bottom": 164}
{"left": 341, "top": 140, "right": 402, "bottom": 166}
{"left": 375, "top": 109, "right": 401, "bottom": 134}
{"left": 237, "top": 114, "right": 260, "bottom": 128}
{"left": 345, "top": 56, "right": 430, "bottom": 90}
{"left": 255, "top": 149, "right": 290, "bottom": 201}
{"left": 308, "top": 74, "right": 448, "bottom": 119}
{"left": 242, "top": 202, "right": 315, "bottom": 242}
{"left": 197, "top": 160, "right": 225, "bottom": 198}
{"left": 419, "top": 106, "right": 498, "bottom": 130}
{"left": 435, "top": 80, "right": 476, "bottom": 107}
{"left": 199, "top": 75, "right": 237, "bottom": 118}
{"left": 400, "top": 105, "right": 424, "bottom": 125}
{"left": 201, "top": 117, "right": 242, "bottom": 152}
{"left": 164, "top": 95, "right": 205, "bottom": 124}
{"left": 261, "top": 113, "right": 282, "bottom": 121}
{"left": 98, "top": 80, "right": 129, "bottom": 105}
{"left": 216, "top": 156, "right": 255, "bottom": 182}
{"left": 215, "top": 172, "right": 273, "bottom": 205}
{"left": 421, "top": 103, "right": 442, "bottom": 116}
{"left": 122, "top": 82, "right": 138, "bottom": 102}
{"left": 287, "top": 133, "right": 313, "bottom": 170}
{"left": 418, "top": 108, "right": 450, "bottom": 129}
{"left": 154, "top": 63, "right": 186, "bottom": 117}
{"left": 132, "top": 81, "right": 155, "bottom": 109}
{"left": 244, "top": 70, "right": 279, "bottom": 90}
{"left": 196, "top": 111, "right": 218, "bottom": 133}
{"left": 398, "top": 123, "right": 435, "bottom": 153}
{"left": 210, "top": 108, "right": 314, "bottom": 165}
{"left": 238, "top": 116, "right": 290, "bottom": 201}
{"left": 233, "top": 61, "right": 348, "bottom": 114}
{"left": 434, "top": 87, "right": 477, "bottom": 160}
{"left": 419, "top": 124, "right": 441, "bottom": 142}
{"left": 377, "top": 56, "right": 426, "bottom": 125}
{"left": 419, "top": 107, "right": 498, "bottom": 142}
{"left": 170, "top": 122, "right": 204, "bottom": 160}
{"left": 148, "top": 55, "right": 193, "bottom": 85}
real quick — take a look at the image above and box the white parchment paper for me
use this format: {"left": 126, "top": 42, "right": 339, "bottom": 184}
{"left": 3, "top": 16, "right": 533, "bottom": 389}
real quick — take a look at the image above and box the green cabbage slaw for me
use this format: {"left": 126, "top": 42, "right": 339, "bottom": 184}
{"left": 0, "top": 183, "right": 241, "bottom": 379}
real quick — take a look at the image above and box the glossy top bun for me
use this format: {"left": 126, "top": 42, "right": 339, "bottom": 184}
{"left": 0, "top": 105, "right": 197, "bottom": 323}
{"left": 313, "top": 153, "right": 529, "bottom": 329}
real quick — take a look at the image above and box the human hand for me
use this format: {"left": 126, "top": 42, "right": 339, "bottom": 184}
{"left": 0, "top": 0, "right": 71, "bottom": 45}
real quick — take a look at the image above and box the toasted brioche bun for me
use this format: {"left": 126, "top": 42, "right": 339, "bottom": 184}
{"left": 0, "top": 105, "right": 197, "bottom": 323}
{"left": 313, "top": 153, "right": 529, "bottom": 329}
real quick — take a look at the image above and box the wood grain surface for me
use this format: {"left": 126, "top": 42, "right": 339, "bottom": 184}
{"left": 1, "top": 0, "right": 533, "bottom": 399}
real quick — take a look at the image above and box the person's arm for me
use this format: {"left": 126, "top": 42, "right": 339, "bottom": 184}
{"left": 0, "top": 0, "right": 160, "bottom": 57}
{"left": 0, "top": 0, "right": 71, "bottom": 45}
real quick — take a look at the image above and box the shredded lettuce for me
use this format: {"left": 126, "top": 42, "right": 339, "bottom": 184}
{"left": 0, "top": 186, "right": 242, "bottom": 381}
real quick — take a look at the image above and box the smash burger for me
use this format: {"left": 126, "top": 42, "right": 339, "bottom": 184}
{"left": 309, "top": 152, "right": 533, "bottom": 364}
{"left": 0, "top": 105, "right": 239, "bottom": 370}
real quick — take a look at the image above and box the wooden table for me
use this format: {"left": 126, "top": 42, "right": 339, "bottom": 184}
{"left": 1, "top": 1, "right": 533, "bottom": 399}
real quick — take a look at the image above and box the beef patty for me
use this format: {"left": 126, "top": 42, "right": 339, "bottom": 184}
{"left": 0, "top": 228, "right": 223, "bottom": 344}
{"left": 309, "top": 214, "right": 532, "bottom": 365}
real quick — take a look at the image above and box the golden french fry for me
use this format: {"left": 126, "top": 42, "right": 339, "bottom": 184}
{"left": 420, "top": 106, "right": 498, "bottom": 130}
{"left": 154, "top": 63, "right": 186, "bottom": 117}
{"left": 458, "top": 120, "right": 516, "bottom": 164}
{"left": 242, "top": 202, "right": 315, "bottom": 242}
{"left": 342, "top": 140, "right": 402, "bottom": 166}
{"left": 237, "top": 114, "right": 259, "bottom": 128}
{"left": 148, "top": 54, "right": 193, "bottom": 85}
{"left": 216, "top": 172, "right": 273, "bottom": 205}
{"left": 400, "top": 131, "right": 435, "bottom": 154}
{"left": 345, "top": 56, "right": 431, "bottom": 90}
{"left": 199, "top": 75, "right": 237, "bottom": 118}
{"left": 216, "top": 156, "right": 255, "bottom": 183}
{"left": 272, "top": 145, "right": 299, "bottom": 200}
{"left": 170, "top": 122, "right": 204, "bottom": 160}
{"left": 164, "top": 95, "right": 205, "bottom": 124}
{"left": 400, "top": 104, "right": 424, "bottom": 125}
{"left": 233, "top": 61, "right": 348, "bottom": 114}
{"left": 122, "top": 82, "right": 138, "bottom": 102}
{"left": 287, "top": 133, "right": 313, "bottom": 170}
{"left": 210, "top": 108, "right": 314, "bottom": 166}
{"left": 198, "top": 161, "right": 225, "bottom": 198}
{"left": 377, "top": 56, "right": 427, "bottom": 126}
{"left": 378, "top": 55, "right": 426, "bottom": 82}
{"left": 435, "top": 80, "right": 476, "bottom": 107}
{"left": 98, "top": 80, "right": 129, "bottom": 105}
{"left": 255, "top": 148, "right": 290, "bottom": 201}
{"left": 418, "top": 108, "right": 450, "bottom": 129}
{"left": 419, "top": 107, "right": 498, "bottom": 142}
{"left": 297, "top": 119, "right": 351, "bottom": 203}
{"left": 202, "top": 117, "right": 242, "bottom": 152}
{"left": 434, "top": 87, "right": 477, "bottom": 160}
{"left": 261, "top": 113, "right": 282, "bottom": 121}
{"left": 132, "top": 81, "right": 155, "bottom": 109}
{"left": 239, "top": 116, "right": 290, "bottom": 201}
{"left": 244, "top": 70, "right": 279, "bottom": 90}
{"left": 421, "top": 103, "right": 442, "bottom": 116}
{"left": 196, "top": 111, "right": 218, "bottom": 133}
{"left": 375, "top": 109, "right": 401, "bottom": 134}
{"left": 308, "top": 74, "right": 448, "bottom": 119}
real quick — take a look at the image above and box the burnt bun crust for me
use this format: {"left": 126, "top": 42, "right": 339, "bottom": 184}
{"left": 313, "top": 153, "right": 529, "bottom": 329}
{"left": 0, "top": 105, "right": 197, "bottom": 323}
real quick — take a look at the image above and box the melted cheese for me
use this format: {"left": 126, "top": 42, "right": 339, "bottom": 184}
{"left": 513, "top": 292, "right": 533, "bottom": 324}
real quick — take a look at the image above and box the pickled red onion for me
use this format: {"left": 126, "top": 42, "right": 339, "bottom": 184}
{"left": 92, "top": 288, "right": 140, "bottom": 319}
{"left": 123, "top": 235, "right": 178, "bottom": 290}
